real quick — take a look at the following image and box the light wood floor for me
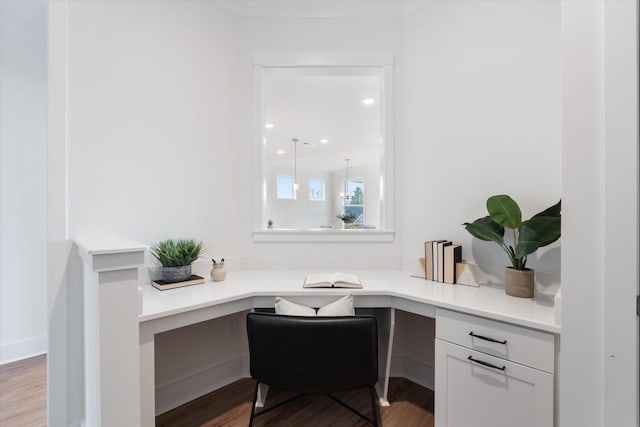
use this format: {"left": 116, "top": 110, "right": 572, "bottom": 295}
{"left": 0, "top": 354, "right": 47, "bottom": 427}
{"left": 157, "top": 377, "right": 434, "bottom": 427}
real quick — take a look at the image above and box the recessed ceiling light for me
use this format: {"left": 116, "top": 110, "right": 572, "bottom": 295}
{"left": 362, "top": 98, "right": 375, "bottom": 105}
{"left": 277, "top": 149, "right": 286, "bottom": 155}
{"left": 320, "top": 139, "right": 329, "bottom": 144}
{"left": 265, "top": 123, "right": 275, "bottom": 129}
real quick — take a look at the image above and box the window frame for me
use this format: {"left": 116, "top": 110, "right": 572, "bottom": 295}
{"left": 253, "top": 52, "right": 395, "bottom": 242}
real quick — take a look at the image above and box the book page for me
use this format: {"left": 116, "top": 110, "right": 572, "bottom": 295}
{"left": 332, "top": 272, "right": 361, "bottom": 285}
{"left": 304, "top": 273, "right": 334, "bottom": 287}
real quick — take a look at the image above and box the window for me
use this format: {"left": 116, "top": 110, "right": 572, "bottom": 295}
{"left": 344, "top": 180, "right": 364, "bottom": 223}
{"left": 254, "top": 53, "right": 395, "bottom": 242}
{"left": 309, "top": 179, "right": 325, "bottom": 201}
{"left": 276, "top": 175, "right": 296, "bottom": 200}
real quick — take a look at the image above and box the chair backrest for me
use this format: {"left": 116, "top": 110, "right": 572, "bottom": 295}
{"left": 246, "top": 312, "right": 378, "bottom": 394}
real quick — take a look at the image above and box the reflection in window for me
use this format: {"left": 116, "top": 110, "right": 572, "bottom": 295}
{"left": 276, "top": 175, "right": 296, "bottom": 200}
{"left": 309, "top": 179, "right": 325, "bottom": 201}
{"left": 344, "top": 180, "right": 364, "bottom": 223}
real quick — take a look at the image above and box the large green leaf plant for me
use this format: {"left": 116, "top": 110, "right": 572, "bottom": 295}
{"left": 463, "top": 195, "right": 561, "bottom": 270}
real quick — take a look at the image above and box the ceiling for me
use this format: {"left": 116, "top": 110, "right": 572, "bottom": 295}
{"left": 213, "top": 0, "right": 431, "bottom": 18}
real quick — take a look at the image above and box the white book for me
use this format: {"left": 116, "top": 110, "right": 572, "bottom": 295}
{"left": 432, "top": 240, "right": 445, "bottom": 282}
{"left": 303, "top": 272, "right": 362, "bottom": 288}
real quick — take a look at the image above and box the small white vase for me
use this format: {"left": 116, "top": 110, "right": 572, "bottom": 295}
{"left": 211, "top": 264, "right": 227, "bottom": 282}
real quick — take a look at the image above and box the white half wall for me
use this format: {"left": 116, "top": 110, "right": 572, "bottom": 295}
{"left": 0, "top": 0, "right": 48, "bottom": 364}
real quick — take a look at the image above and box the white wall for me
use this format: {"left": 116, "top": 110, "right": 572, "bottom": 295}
{"left": 400, "top": 0, "right": 562, "bottom": 279}
{"left": 560, "top": 2, "right": 605, "bottom": 423}
{"left": 49, "top": 1, "right": 243, "bottom": 424}
{"left": 0, "top": 0, "right": 48, "bottom": 364}
{"left": 237, "top": 16, "right": 405, "bottom": 268}
{"left": 561, "top": 1, "right": 639, "bottom": 425}
{"left": 66, "top": 0, "right": 242, "bottom": 253}
{"left": 265, "top": 164, "right": 335, "bottom": 228}
{"left": 49, "top": 0, "right": 572, "bottom": 423}
{"left": 603, "top": 1, "right": 639, "bottom": 424}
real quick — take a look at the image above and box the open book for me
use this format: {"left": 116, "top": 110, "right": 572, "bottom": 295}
{"left": 303, "top": 272, "right": 362, "bottom": 289}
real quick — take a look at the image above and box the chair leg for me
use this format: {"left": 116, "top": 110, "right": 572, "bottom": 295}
{"left": 369, "top": 386, "right": 379, "bottom": 427}
{"left": 326, "top": 389, "right": 379, "bottom": 426}
{"left": 249, "top": 382, "right": 260, "bottom": 427}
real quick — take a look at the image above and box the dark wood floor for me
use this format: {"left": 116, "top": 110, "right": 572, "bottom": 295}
{"left": 0, "top": 354, "right": 47, "bottom": 427}
{"left": 0, "top": 355, "right": 434, "bottom": 427}
{"left": 157, "top": 377, "right": 434, "bottom": 427}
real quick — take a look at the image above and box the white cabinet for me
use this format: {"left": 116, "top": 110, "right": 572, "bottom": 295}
{"left": 435, "top": 309, "right": 554, "bottom": 427}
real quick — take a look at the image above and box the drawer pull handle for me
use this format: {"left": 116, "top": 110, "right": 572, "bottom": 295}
{"left": 467, "top": 355, "right": 506, "bottom": 371}
{"left": 469, "top": 331, "right": 507, "bottom": 344}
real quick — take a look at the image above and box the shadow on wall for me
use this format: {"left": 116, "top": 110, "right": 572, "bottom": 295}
{"left": 468, "top": 240, "right": 561, "bottom": 298}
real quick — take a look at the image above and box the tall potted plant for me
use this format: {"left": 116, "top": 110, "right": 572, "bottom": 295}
{"left": 463, "top": 195, "right": 561, "bottom": 298}
{"left": 151, "top": 238, "right": 205, "bottom": 283}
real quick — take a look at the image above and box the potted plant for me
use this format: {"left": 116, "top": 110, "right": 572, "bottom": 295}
{"left": 463, "top": 195, "right": 561, "bottom": 298}
{"left": 267, "top": 219, "right": 273, "bottom": 229}
{"left": 151, "top": 238, "right": 205, "bottom": 283}
{"left": 336, "top": 212, "right": 356, "bottom": 229}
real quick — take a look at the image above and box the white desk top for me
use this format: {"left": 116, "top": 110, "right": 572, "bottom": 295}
{"left": 139, "top": 270, "right": 560, "bottom": 334}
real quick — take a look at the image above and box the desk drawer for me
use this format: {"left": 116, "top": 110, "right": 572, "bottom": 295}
{"left": 436, "top": 308, "right": 554, "bottom": 373}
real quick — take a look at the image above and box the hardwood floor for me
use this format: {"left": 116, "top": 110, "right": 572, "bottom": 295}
{"left": 157, "top": 377, "right": 434, "bottom": 427}
{"left": 0, "top": 354, "right": 47, "bottom": 427}
{"left": 0, "top": 355, "right": 434, "bottom": 427}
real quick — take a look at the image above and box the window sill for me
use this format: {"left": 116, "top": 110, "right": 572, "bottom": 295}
{"left": 252, "top": 229, "right": 395, "bottom": 243}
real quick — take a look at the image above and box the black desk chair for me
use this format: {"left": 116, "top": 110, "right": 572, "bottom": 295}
{"left": 246, "top": 312, "right": 379, "bottom": 426}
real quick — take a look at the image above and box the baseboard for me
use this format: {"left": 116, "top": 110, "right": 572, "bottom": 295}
{"left": 390, "top": 354, "right": 434, "bottom": 391}
{"left": 0, "top": 335, "right": 47, "bottom": 365}
{"left": 156, "top": 354, "right": 431, "bottom": 415}
{"left": 155, "top": 355, "right": 249, "bottom": 415}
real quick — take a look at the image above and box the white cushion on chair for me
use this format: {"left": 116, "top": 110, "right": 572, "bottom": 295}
{"left": 274, "top": 294, "right": 355, "bottom": 316}
{"left": 274, "top": 297, "right": 317, "bottom": 316}
{"left": 317, "top": 294, "right": 355, "bottom": 316}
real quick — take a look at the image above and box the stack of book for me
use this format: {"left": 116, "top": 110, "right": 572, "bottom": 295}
{"left": 424, "top": 240, "right": 462, "bottom": 284}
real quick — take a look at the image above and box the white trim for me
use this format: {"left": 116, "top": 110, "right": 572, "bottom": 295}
{"left": 48, "top": 2, "right": 71, "bottom": 426}
{"left": 0, "top": 335, "right": 47, "bottom": 365}
{"left": 155, "top": 355, "right": 249, "bottom": 416}
{"left": 390, "top": 354, "right": 435, "bottom": 391}
{"left": 603, "top": 1, "right": 639, "bottom": 425}
{"left": 252, "top": 228, "right": 395, "bottom": 243}
{"left": 253, "top": 51, "right": 393, "bottom": 67}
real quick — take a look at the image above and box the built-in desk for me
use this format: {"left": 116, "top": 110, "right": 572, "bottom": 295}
{"left": 75, "top": 239, "right": 560, "bottom": 427}
{"left": 138, "top": 270, "right": 559, "bottom": 427}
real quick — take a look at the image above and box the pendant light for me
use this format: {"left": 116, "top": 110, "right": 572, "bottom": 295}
{"left": 340, "top": 158, "right": 353, "bottom": 201}
{"left": 292, "top": 138, "right": 300, "bottom": 191}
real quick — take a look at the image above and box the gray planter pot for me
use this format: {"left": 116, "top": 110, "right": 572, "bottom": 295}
{"left": 505, "top": 267, "right": 534, "bottom": 298}
{"left": 162, "top": 265, "right": 192, "bottom": 283}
